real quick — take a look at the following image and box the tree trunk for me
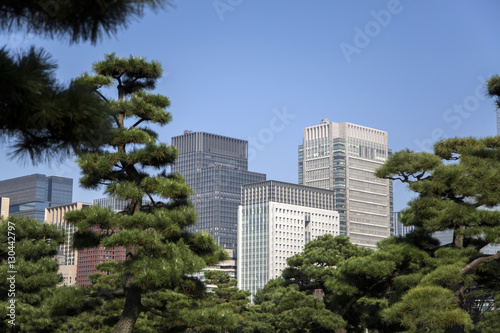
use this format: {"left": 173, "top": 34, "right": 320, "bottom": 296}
{"left": 113, "top": 244, "right": 141, "bottom": 333}
{"left": 112, "top": 284, "right": 142, "bottom": 333}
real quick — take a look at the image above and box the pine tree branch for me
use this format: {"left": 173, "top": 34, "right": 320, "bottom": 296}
{"left": 95, "top": 90, "right": 109, "bottom": 103}
{"left": 146, "top": 192, "right": 156, "bottom": 205}
{"left": 462, "top": 251, "right": 500, "bottom": 273}
{"left": 131, "top": 119, "right": 144, "bottom": 128}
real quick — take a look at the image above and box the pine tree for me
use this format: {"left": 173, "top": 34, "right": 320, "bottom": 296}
{"left": 0, "top": 0, "right": 171, "bottom": 162}
{"left": 281, "top": 234, "right": 420, "bottom": 332}
{"left": 375, "top": 137, "right": 500, "bottom": 332}
{"left": 0, "top": 1, "right": 167, "bottom": 45}
{"left": 65, "top": 53, "right": 226, "bottom": 333}
{"left": 0, "top": 47, "right": 113, "bottom": 163}
{"left": 192, "top": 270, "right": 251, "bottom": 332}
{"left": 254, "top": 277, "right": 346, "bottom": 332}
{"left": 0, "top": 216, "right": 86, "bottom": 332}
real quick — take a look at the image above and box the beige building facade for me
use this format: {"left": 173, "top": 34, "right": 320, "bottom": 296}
{"left": 45, "top": 202, "right": 91, "bottom": 286}
{"left": 1, "top": 197, "right": 9, "bottom": 219}
{"left": 299, "top": 119, "right": 392, "bottom": 248}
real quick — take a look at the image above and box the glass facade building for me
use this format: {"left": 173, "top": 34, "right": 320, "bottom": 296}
{"left": 171, "top": 131, "right": 266, "bottom": 253}
{"left": 299, "top": 119, "right": 392, "bottom": 248}
{"left": 237, "top": 180, "right": 339, "bottom": 296}
{"left": 0, "top": 174, "right": 73, "bottom": 221}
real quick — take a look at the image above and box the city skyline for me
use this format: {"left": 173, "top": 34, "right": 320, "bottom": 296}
{"left": 0, "top": 2, "right": 499, "bottom": 214}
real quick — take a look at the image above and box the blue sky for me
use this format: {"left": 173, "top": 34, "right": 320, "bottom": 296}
{"left": 1, "top": 0, "right": 500, "bottom": 211}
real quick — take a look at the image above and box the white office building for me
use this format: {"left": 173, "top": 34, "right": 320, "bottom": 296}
{"left": 237, "top": 180, "right": 339, "bottom": 295}
{"left": 299, "top": 119, "right": 392, "bottom": 248}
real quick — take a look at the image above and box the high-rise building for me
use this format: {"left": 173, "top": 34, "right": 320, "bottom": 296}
{"left": 237, "top": 180, "right": 339, "bottom": 295}
{"left": 171, "top": 131, "right": 266, "bottom": 253}
{"left": 75, "top": 197, "right": 130, "bottom": 286}
{"left": 45, "top": 202, "right": 91, "bottom": 286}
{"left": 393, "top": 211, "right": 415, "bottom": 237}
{"left": 0, "top": 174, "right": 73, "bottom": 221}
{"left": 299, "top": 119, "right": 391, "bottom": 248}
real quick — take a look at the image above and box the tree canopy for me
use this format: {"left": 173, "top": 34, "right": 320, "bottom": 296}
{"left": 0, "top": 0, "right": 172, "bottom": 163}
{"left": 0, "top": 0, "right": 166, "bottom": 45}
{"left": 375, "top": 137, "right": 500, "bottom": 332}
{"left": 64, "top": 53, "right": 226, "bottom": 333}
{"left": 0, "top": 216, "right": 87, "bottom": 332}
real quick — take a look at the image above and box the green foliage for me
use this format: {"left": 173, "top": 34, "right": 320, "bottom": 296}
{"left": 487, "top": 74, "right": 500, "bottom": 112}
{"left": 375, "top": 149, "right": 441, "bottom": 182}
{"left": 477, "top": 294, "right": 500, "bottom": 333}
{"left": 255, "top": 279, "right": 345, "bottom": 332}
{"left": 64, "top": 54, "right": 225, "bottom": 333}
{"left": 0, "top": 0, "right": 167, "bottom": 44}
{"left": 374, "top": 136, "right": 500, "bottom": 332}
{"left": 0, "top": 47, "right": 113, "bottom": 163}
{"left": 0, "top": 1, "right": 172, "bottom": 163}
{"left": 383, "top": 286, "right": 473, "bottom": 333}
{"left": 0, "top": 216, "right": 86, "bottom": 332}
{"left": 136, "top": 271, "right": 253, "bottom": 333}
{"left": 281, "top": 235, "right": 431, "bottom": 332}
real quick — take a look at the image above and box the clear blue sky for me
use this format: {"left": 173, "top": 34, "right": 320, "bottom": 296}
{"left": 1, "top": 0, "right": 500, "bottom": 211}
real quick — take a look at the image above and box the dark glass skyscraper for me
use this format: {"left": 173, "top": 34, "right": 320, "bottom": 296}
{"left": 171, "top": 131, "right": 266, "bottom": 253}
{"left": 0, "top": 174, "right": 73, "bottom": 221}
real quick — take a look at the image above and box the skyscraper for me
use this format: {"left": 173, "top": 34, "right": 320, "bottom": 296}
{"left": 299, "top": 119, "right": 391, "bottom": 248}
{"left": 0, "top": 174, "right": 73, "bottom": 221}
{"left": 237, "top": 180, "right": 339, "bottom": 295}
{"left": 171, "top": 131, "right": 266, "bottom": 253}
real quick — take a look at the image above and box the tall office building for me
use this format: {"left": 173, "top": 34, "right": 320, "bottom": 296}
{"left": 237, "top": 180, "right": 339, "bottom": 295}
{"left": 171, "top": 131, "right": 266, "bottom": 253}
{"left": 76, "top": 198, "right": 130, "bottom": 286}
{"left": 393, "top": 211, "right": 415, "bottom": 237}
{"left": 45, "top": 202, "right": 91, "bottom": 286}
{"left": 0, "top": 174, "right": 73, "bottom": 221}
{"left": 299, "top": 119, "right": 391, "bottom": 248}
